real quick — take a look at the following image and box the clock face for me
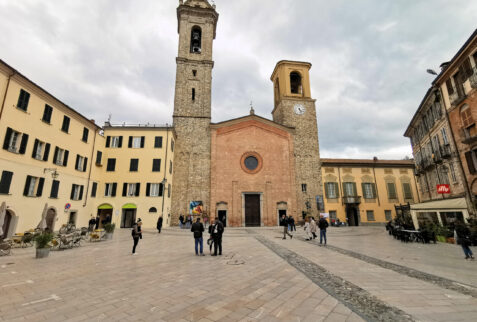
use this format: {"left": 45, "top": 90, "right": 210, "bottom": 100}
{"left": 294, "top": 104, "right": 306, "bottom": 115}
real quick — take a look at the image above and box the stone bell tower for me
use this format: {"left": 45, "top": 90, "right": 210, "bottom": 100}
{"left": 170, "top": 0, "right": 218, "bottom": 224}
{"left": 271, "top": 61, "right": 323, "bottom": 219}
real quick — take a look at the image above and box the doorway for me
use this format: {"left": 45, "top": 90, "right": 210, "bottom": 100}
{"left": 278, "top": 209, "right": 287, "bottom": 224}
{"left": 98, "top": 209, "right": 113, "bottom": 228}
{"left": 46, "top": 209, "right": 56, "bottom": 233}
{"left": 121, "top": 209, "right": 136, "bottom": 228}
{"left": 68, "top": 211, "right": 77, "bottom": 226}
{"left": 245, "top": 194, "right": 261, "bottom": 227}
{"left": 346, "top": 206, "right": 359, "bottom": 226}
{"left": 218, "top": 210, "right": 227, "bottom": 227}
{"left": 2, "top": 210, "right": 13, "bottom": 239}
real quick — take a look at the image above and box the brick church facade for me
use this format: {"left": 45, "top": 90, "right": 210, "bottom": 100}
{"left": 171, "top": 0, "right": 323, "bottom": 227}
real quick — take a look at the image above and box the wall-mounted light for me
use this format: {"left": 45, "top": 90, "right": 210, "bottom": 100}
{"left": 44, "top": 168, "right": 59, "bottom": 179}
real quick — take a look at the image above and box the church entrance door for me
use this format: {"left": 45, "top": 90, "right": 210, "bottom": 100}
{"left": 245, "top": 194, "right": 260, "bottom": 227}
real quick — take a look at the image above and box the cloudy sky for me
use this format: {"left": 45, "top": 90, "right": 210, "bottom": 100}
{"left": 1, "top": 0, "right": 476, "bottom": 159}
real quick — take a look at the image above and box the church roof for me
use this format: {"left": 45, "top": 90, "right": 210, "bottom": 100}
{"left": 210, "top": 114, "right": 295, "bottom": 133}
{"left": 321, "top": 158, "right": 415, "bottom": 168}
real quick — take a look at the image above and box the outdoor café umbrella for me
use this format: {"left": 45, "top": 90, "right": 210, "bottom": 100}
{"left": 0, "top": 201, "right": 6, "bottom": 236}
{"left": 37, "top": 203, "right": 48, "bottom": 230}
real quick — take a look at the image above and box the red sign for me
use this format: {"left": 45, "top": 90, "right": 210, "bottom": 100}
{"left": 437, "top": 184, "right": 450, "bottom": 194}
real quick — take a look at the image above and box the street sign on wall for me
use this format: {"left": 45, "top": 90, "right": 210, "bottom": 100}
{"left": 437, "top": 184, "right": 450, "bottom": 194}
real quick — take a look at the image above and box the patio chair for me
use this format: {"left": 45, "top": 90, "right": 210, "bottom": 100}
{"left": 0, "top": 240, "right": 12, "bottom": 256}
{"left": 80, "top": 227, "right": 88, "bottom": 240}
{"left": 21, "top": 233, "right": 34, "bottom": 248}
{"left": 59, "top": 234, "right": 74, "bottom": 249}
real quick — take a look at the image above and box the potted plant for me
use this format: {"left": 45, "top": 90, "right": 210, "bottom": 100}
{"left": 34, "top": 233, "right": 53, "bottom": 259}
{"left": 104, "top": 223, "right": 116, "bottom": 240}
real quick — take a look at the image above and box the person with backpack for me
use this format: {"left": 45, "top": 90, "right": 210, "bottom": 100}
{"left": 288, "top": 216, "right": 296, "bottom": 232}
{"left": 191, "top": 218, "right": 205, "bottom": 256}
{"left": 131, "top": 218, "right": 143, "bottom": 255}
{"left": 455, "top": 220, "right": 475, "bottom": 260}
{"left": 318, "top": 214, "right": 329, "bottom": 245}
{"left": 211, "top": 217, "right": 224, "bottom": 256}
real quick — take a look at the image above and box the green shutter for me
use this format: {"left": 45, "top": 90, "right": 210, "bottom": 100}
{"left": 324, "top": 183, "right": 329, "bottom": 198}
{"left": 361, "top": 183, "right": 366, "bottom": 198}
{"left": 371, "top": 183, "right": 377, "bottom": 199}
{"left": 387, "top": 182, "right": 397, "bottom": 199}
{"left": 352, "top": 182, "right": 357, "bottom": 196}
{"left": 334, "top": 183, "right": 339, "bottom": 198}
{"left": 403, "top": 183, "right": 413, "bottom": 200}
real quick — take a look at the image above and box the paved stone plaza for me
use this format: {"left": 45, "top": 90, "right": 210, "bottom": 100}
{"left": 1, "top": 227, "right": 477, "bottom": 322}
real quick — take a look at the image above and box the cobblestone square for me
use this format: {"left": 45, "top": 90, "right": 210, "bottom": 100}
{"left": 1, "top": 227, "right": 477, "bottom": 321}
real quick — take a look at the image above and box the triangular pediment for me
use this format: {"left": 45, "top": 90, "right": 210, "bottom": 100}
{"left": 210, "top": 114, "right": 295, "bottom": 137}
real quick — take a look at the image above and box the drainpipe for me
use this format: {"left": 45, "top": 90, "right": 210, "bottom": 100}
{"left": 438, "top": 86, "right": 476, "bottom": 216}
{"left": 83, "top": 127, "right": 98, "bottom": 208}
{"left": 161, "top": 124, "right": 170, "bottom": 222}
{"left": 372, "top": 160, "right": 381, "bottom": 206}
{"left": 0, "top": 72, "right": 15, "bottom": 121}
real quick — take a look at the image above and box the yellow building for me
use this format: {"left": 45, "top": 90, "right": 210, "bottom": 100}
{"left": 0, "top": 59, "right": 174, "bottom": 238}
{"left": 321, "top": 158, "right": 419, "bottom": 225}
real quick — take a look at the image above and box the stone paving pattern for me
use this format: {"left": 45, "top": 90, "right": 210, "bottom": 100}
{"left": 0, "top": 227, "right": 476, "bottom": 321}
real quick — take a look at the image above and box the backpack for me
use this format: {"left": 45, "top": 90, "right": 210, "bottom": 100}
{"left": 131, "top": 225, "right": 137, "bottom": 237}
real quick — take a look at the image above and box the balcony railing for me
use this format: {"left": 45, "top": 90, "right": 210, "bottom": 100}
{"left": 460, "top": 127, "right": 477, "bottom": 145}
{"left": 342, "top": 196, "right": 361, "bottom": 204}
{"left": 440, "top": 144, "right": 452, "bottom": 158}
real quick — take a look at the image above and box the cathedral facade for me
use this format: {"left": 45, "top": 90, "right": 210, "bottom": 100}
{"left": 171, "top": 0, "right": 323, "bottom": 227}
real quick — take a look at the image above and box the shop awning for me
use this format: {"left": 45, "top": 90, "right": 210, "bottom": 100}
{"left": 98, "top": 204, "right": 113, "bottom": 210}
{"left": 411, "top": 198, "right": 468, "bottom": 211}
{"left": 122, "top": 203, "right": 137, "bottom": 209}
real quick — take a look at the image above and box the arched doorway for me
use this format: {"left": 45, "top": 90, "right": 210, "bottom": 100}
{"left": 97, "top": 204, "right": 113, "bottom": 229}
{"left": 216, "top": 202, "right": 228, "bottom": 227}
{"left": 277, "top": 201, "right": 288, "bottom": 226}
{"left": 2, "top": 209, "right": 17, "bottom": 239}
{"left": 46, "top": 208, "right": 57, "bottom": 233}
{"left": 121, "top": 203, "right": 137, "bottom": 228}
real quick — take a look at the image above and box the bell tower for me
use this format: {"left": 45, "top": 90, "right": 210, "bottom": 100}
{"left": 271, "top": 61, "right": 323, "bottom": 219}
{"left": 171, "top": 0, "right": 219, "bottom": 224}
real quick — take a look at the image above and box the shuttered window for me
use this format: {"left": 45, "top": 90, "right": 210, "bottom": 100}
{"left": 91, "top": 182, "right": 97, "bottom": 197}
{"left": 96, "top": 151, "right": 102, "bottom": 165}
{"left": 130, "top": 159, "right": 139, "bottom": 172}
{"left": 402, "top": 183, "right": 413, "bottom": 200}
{"left": 146, "top": 183, "right": 163, "bottom": 197}
{"left": 362, "top": 183, "right": 376, "bottom": 199}
{"left": 343, "top": 182, "right": 356, "bottom": 197}
{"left": 105, "top": 183, "right": 117, "bottom": 197}
{"left": 366, "top": 210, "right": 375, "bottom": 221}
{"left": 465, "top": 151, "right": 477, "bottom": 174}
{"left": 0, "top": 171, "right": 13, "bottom": 194}
{"left": 50, "top": 180, "right": 60, "bottom": 198}
{"left": 387, "top": 182, "right": 397, "bottom": 200}
{"left": 61, "top": 116, "right": 70, "bottom": 133}
{"left": 17, "top": 89, "right": 30, "bottom": 111}
{"left": 107, "top": 158, "right": 116, "bottom": 172}
{"left": 154, "top": 136, "right": 163, "bottom": 148}
{"left": 70, "top": 184, "right": 83, "bottom": 201}
{"left": 42, "top": 105, "right": 53, "bottom": 123}
{"left": 385, "top": 210, "right": 392, "bottom": 221}
{"left": 324, "top": 182, "right": 338, "bottom": 199}
{"left": 152, "top": 159, "right": 161, "bottom": 172}
{"left": 82, "top": 128, "right": 89, "bottom": 143}
{"left": 461, "top": 106, "right": 474, "bottom": 128}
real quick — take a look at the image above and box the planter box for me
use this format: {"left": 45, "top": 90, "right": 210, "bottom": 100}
{"left": 446, "top": 237, "right": 455, "bottom": 244}
{"left": 105, "top": 233, "right": 113, "bottom": 240}
{"left": 436, "top": 235, "right": 446, "bottom": 243}
{"left": 36, "top": 248, "right": 50, "bottom": 259}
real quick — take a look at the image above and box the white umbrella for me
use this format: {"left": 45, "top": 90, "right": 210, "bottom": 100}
{"left": 0, "top": 202, "right": 6, "bottom": 237}
{"left": 37, "top": 203, "right": 48, "bottom": 230}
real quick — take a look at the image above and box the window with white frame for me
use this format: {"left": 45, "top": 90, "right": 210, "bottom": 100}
{"left": 343, "top": 182, "right": 356, "bottom": 197}
{"left": 28, "top": 177, "right": 37, "bottom": 196}
{"left": 8, "top": 130, "right": 21, "bottom": 152}
{"left": 150, "top": 183, "right": 160, "bottom": 197}
{"left": 72, "top": 184, "right": 81, "bottom": 200}
{"left": 105, "top": 183, "right": 114, "bottom": 197}
{"left": 54, "top": 148, "right": 65, "bottom": 165}
{"left": 325, "top": 182, "right": 338, "bottom": 198}
{"left": 34, "top": 141, "right": 44, "bottom": 160}
{"left": 76, "top": 156, "right": 85, "bottom": 171}
{"left": 132, "top": 137, "right": 142, "bottom": 148}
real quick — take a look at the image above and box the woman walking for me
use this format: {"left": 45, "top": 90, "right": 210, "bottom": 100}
{"left": 304, "top": 218, "right": 313, "bottom": 241}
{"left": 131, "top": 218, "right": 143, "bottom": 255}
{"left": 157, "top": 216, "right": 163, "bottom": 234}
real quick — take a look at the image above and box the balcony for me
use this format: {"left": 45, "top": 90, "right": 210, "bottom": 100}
{"left": 450, "top": 91, "right": 466, "bottom": 107}
{"left": 460, "top": 127, "right": 477, "bottom": 145}
{"left": 342, "top": 196, "right": 361, "bottom": 204}
{"left": 432, "top": 152, "right": 442, "bottom": 164}
{"left": 440, "top": 144, "right": 452, "bottom": 159}
{"left": 470, "top": 67, "right": 477, "bottom": 89}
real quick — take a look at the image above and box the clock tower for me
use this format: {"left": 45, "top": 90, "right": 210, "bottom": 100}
{"left": 271, "top": 61, "right": 323, "bottom": 218}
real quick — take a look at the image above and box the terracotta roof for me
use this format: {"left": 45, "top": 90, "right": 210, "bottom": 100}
{"left": 321, "top": 158, "right": 415, "bottom": 167}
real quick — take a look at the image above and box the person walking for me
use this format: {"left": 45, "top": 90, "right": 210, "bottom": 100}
{"left": 131, "top": 218, "right": 143, "bottom": 255}
{"left": 208, "top": 218, "right": 216, "bottom": 254}
{"left": 304, "top": 218, "right": 313, "bottom": 241}
{"left": 211, "top": 217, "right": 225, "bottom": 256}
{"left": 318, "top": 215, "right": 329, "bottom": 245}
{"left": 281, "top": 214, "right": 293, "bottom": 240}
{"left": 157, "top": 216, "right": 163, "bottom": 234}
{"left": 455, "top": 220, "right": 474, "bottom": 260}
{"left": 95, "top": 215, "right": 100, "bottom": 230}
{"left": 288, "top": 216, "right": 296, "bottom": 232}
{"left": 179, "top": 215, "right": 184, "bottom": 229}
{"left": 310, "top": 217, "right": 317, "bottom": 239}
{"left": 88, "top": 216, "right": 96, "bottom": 232}
{"left": 191, "top": 218, "right": 205, "bottom": 256}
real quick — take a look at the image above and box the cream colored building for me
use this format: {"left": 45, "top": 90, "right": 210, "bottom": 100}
{"left": 321, "top": 159, "right": 419, "bottom": 225}
{"left": 0, "top": 59, "right": 174, "bottom": 238}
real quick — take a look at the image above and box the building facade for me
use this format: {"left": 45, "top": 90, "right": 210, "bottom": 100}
{"left": 0, "top": 59, "right": 175, "bottom": 238}
{"left": 321, "top": 159, "right": 418, "bottom": 225}
{"left": 170, "top": 0, "right": 324, "bottom": 226}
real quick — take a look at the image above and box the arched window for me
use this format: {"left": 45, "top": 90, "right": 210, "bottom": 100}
{"left": 290, "top": 72, "right": 302, "bottom": 94}
{"left": 190, "top": 26, "right": 202, "bottom": 54}
{"left": 149, "top": 207, "right": 157, "bottom": 213}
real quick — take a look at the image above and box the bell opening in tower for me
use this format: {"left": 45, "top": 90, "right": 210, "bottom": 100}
{"left": 190, "top": 26, "right": 202, "bottom": 54}
{"left": 290, "top": 72, "right": 303, "bottom": 95}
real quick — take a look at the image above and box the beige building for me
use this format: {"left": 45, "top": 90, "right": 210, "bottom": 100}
{"left": 0, "top": 59, "right": 174, "bottom": 238}
{"left": 321, "top": 159, "right": 419, "bottom": 225}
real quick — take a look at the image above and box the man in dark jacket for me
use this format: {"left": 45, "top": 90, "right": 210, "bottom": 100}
{"left": 288, "top": 216, "right": 296, "bottom": 232}
{"left": 88, "top": 216, "right": 96, "bottom": 232}
{"left": 179, "top": 215, "right": 184, "bottom": 229}
{"left": 281, "top": 214, "right": 293, "bottom": 240}
{"left": 95, "top": 215, "right": 100, "bottom": 230}
{"left": 211, "top": 217, "right": 224, "bottom": 256}
{"left": 131, "top": 218, "right": 143, "bottom": 255}
{"left": 318, "top": 215, "right": 329, "bottom": 245}
{"left": 157, "top": 216, "right": 163, "bottom": 234}
{"left": 191, "top": 218, "right": 205, "bottom": 256}
{"left": 456, "top": 221, "right": 474, "bottom": 260}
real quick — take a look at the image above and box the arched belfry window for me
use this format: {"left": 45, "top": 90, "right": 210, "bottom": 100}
{"left": 190, "top": 26, "right": 202, "bottom": 54}
{"left": 290, "top": 72, "right": 302, "bottom": 95}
